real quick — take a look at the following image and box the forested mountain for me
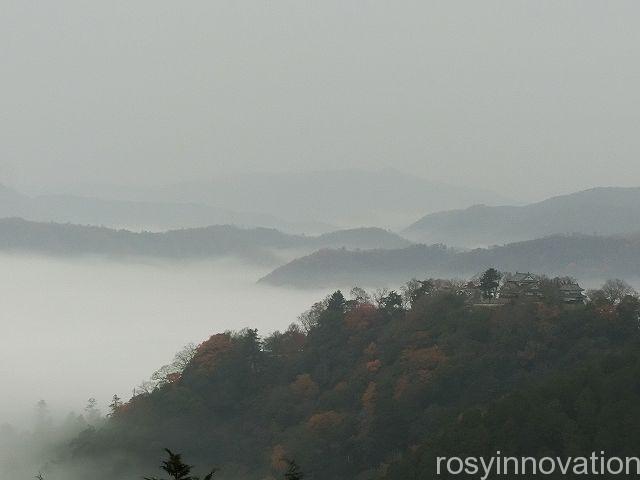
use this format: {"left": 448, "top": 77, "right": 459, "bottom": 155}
{"left": 0, "top": 184, "right": 329, "bottom": 234}
{"left": 404, "top": 187, "right": 640, "bottom": 247}
{"left": 49, "top": 285, "right": 640, "bottom": 479}
{"left": 260, "top": 234, "right": 640, "bottom": 287}
{"left": 0, "top": 218, "right": 408, "bottom": 263}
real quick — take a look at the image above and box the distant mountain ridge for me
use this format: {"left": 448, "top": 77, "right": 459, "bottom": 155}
{"left": 0, "top": 218, "right": 410, "bottom": 264}
{"left": 260, "top": 233, "right": 640, "bottom": 287}
{"left": 60, "top": 169, "right": 513, "bottom": 230}
{"left": 404, "top": 187, "right": 640, "bottom": 247}
{"left": 0, "top": 184, "right": 332, "bottom": 234}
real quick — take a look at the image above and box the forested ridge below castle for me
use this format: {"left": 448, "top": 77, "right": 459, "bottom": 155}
{"left": 35, "top": 279, "right": 640, "bottom": 480}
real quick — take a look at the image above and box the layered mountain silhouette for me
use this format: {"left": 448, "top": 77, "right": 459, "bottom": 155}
{"left": 260, "top": 233, "right": 640, "bottom": 287}
{"left": 0, "top": 217, "right": 409, "bottom": 264}
{"left": 404, "top": 187, "right": 640, "bottom": 247}
{"left": 67, "top": 169, "right": 512, "bottom": 229}
{"left": 0, "top": 184, "right": 330, "bottom": 234}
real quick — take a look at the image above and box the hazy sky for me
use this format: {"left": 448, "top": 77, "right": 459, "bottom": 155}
{"left": 1, "top": 1, "right": 639, "bottom": 200}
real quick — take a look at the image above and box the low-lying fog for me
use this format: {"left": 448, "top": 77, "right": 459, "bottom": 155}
{"left": 0, "top": 254, "right": 329, "bottom": 426}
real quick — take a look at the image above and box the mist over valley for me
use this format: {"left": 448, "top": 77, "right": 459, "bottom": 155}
{"left": 0, "top": 255, "right": 328, "bottom": 426}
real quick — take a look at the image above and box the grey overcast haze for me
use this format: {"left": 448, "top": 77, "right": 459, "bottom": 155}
{"left": 1, "top": 0, "right": 639, "bottom": 201}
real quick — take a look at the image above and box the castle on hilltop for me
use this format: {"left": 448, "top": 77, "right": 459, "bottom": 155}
{"left": 463, "top": 271, "right": 586, "bottom": 307}
{"left": 497, "top": 272, "right": 585, "bottom": 304}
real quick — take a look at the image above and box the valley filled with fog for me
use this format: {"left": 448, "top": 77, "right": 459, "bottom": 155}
{"left": 0, "top": 254, "right": 328, "bottom": 426}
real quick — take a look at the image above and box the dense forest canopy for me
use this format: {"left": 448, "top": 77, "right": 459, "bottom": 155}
{"left": 12, "top": 273, "right": 640, "bottom": 479}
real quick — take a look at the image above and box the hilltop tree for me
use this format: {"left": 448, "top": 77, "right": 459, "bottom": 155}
{"left": 239, "top": 328, "right": 263, "bottom": 374}
{"left": 298, "top": 302, "right": 325, "bottom": 333}
{"left": 479, "top": 268, "right": 502, "bottom": 298}
{"left": 327, "top": 290, "right": 346, "bottom": 313}
{"left": 350, "top": 286, "right": 371, "bottom": 305}
{"left": 599, "top": 279, "right": 638, "bottom": 305}
{"left": 401, "top": 278, "right": 446, "bottom": 306}
{"left": 144, "top": 449, "right": 216, "bottom": 480}
{"left": 108, "top": 395, "right": 123, "bottom": 417}
{"left": 147, "top": 343, "right": 199, "bottom": 392}
{"left": 378, "top": 290, "right": 404, "bottom": 314}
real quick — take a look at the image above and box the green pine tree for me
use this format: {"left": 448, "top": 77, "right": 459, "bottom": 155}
{"left": 144, "top": 449, "right": 216, "bottom": 480}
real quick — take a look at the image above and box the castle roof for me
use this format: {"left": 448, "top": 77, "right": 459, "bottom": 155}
{"left": 509, "top": 272, "right": 538, "bottom": 283}
{"left": 559, "top": 282, "right": 584, "bottom": 293}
